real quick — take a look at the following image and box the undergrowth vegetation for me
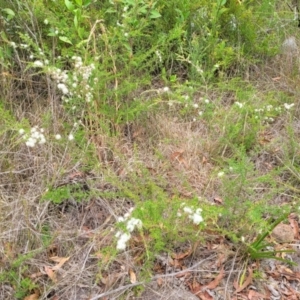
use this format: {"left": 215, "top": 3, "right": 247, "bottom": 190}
{"left": 1, "top": 0, "right": 300, "bottom": 299}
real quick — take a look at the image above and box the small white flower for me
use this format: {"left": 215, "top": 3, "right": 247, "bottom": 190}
{"left": 44, "top": 19, "right": 49, "bottom": 25}
{"left": 124, "top": 32, "right": 129, "bottom": 37}
{"left": 124, "top": 212, "right": 131, "bottom": 219}
{"left": 190, "top": 213, "right": 203, "bottom": 225}
{"left": 193, "top": 103, "right": 199, "bottom": 108}
{"left": 55, "top": 134, "right": 62, "bottom": 140}
{"left": 57, "top": 83, "right": 69, "bottom": 95}
{"left": 195, "top": 208, "right": 202, "bottom": 214}
{"left": 217, "top": 171, "right": 225, "bottom": 177}
{"left": 26, "top": 137, "right": 36, "bottom": 147}
{"left": 183, "top": 207, "right": 193, "bottom": 214}
{"left": 19, "top": 129, "right": 25, "bottom": 135}
{"left": 117, "top": 216, "right": 125, "bottom": 222}
{"left": 235, "top": 102, "right": 243, "bottom": 108}
{"left": 163, "top": 86, "right": 170, "bottom": 92}
{"left": 32, "top": 131, "right": 41, "bottom": 139}
{"left": 68, "top": 134, "right": 74, "bottom": 141}
{"left": 284, "top": 103, "right": 295, "bottom": 110}
{"left": 116, "top": 233, "right": 131, "bottom": 250}
{"left": 39, "top": 137, "right": 46, "bottom": 144}
{"left": 10, "top": 42, "right": 17, "bottom": 48}
{"left": 33, "top": 60, "right": 44, "bottom": 68}
{"left": 241, "top": 236, "right": 245, "bottom": 243}
{"left": 204, "top": 99, "right": 210, "bottom": 104}
{"left": 155, "top": 50, "right": 162, "bottom": 63}
{"left": 198, "top": 111, "right": 203, "bottom": 116}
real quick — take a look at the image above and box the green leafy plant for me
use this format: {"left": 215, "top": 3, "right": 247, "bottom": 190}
{"left": 247, "top": 213, "right": 295, "bottom": 262}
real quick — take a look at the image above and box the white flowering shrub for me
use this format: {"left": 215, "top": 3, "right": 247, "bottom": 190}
{"left": 178, "top": 204, "right": 204, "bottom": 225}
{"left": 115, "top": 209, "right": 143, "bottom": 251}
{"left": 19, "top": 126, "right": 46, "bottom": 147}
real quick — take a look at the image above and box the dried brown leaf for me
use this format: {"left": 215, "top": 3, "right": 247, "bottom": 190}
{"left": 170, "top": 149, "right": 184, "bottom": 161}
{"left": 157, "top": 277, "right": 164, "bottom": 286}
{"left": 272, "top": 77, "right": 281, "bottom": 81}
{"left": 129, "top": 269, "right": 136, "bottom": 284}
{"left": 289, "top": 217, "right": 300, "bottom": 239}
{"left": 50, "top": 256, "right": 70, "bottom": 271}
{"left": 45, "top": 266, "right": 57, "bottom": 283}
{"left": 172, "top": 247, "right": 192, "bottom": 260}
{"left": 204, "top": 268, "right": 225, "bottom": 290}
{"left": 248, "top": 289, "right": 267, "bottom": 299}
{"left": 29, "top": 271, "right": 44, "bottom": 279}
{"left": 23, "top": 291, "right": 39, "bottom": 300}
{"left": 213, "top": 197, "right": 223, "bottom": 205}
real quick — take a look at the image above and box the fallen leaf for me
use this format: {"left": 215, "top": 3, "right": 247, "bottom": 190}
{"left": 197, "top": 290, "right": 213, "bottom": 300}
{"left": 170, "top": 149, "right": 188, "bottom": 167}
{"left": 50, "top": 256, "right": 70, "bottom": 271}
{"left": 157, "top": 277, "right": 164, "bottom": 286}
{"left": 29, "top": 271, "right": 44, "bottom": 279}
{"left": 172, "top": 247, "right": 192, "bottom": 260}
{"left": 188, "top": 281, "right": 202, "bottom": 295}
{"left": 272, "top": 77, "right": 281, "bottom": 81}
{"left": 23, "top": 291, "right": 39, "bottom": 300}
{"left": 204, "top": 268, "right": 225, "bottom": 290}
{"left": 45, "top": 266, "right": 57, "bottom": 283}
{"left": 248, "top": 289, "right": 267, "bottom": 299}
{"left": 101, "top": 272, "right": 124, "bottom": 288}
{"left": 289, "top": 216, "right": 300, "bottom": 239}
{"left": 170, "top": 149, "right": 184, "bottom": 161}
{"left": 129, "top": 269, "right": 136, "bottom": 283}
{"left": 175, "top": 268, "right": 191, "bottom": 279}
{"left": 234, "top": 267, "right": 253, "bottom": 293}
{"left": 213, "top": 197, "right": 223, "bottom": 205}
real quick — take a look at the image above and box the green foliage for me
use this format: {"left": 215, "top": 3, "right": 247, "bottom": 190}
{"left": 0, "top": 251, "right": 39, "bottom": 299}
{"left": 246, "top": 213, "right": 295, "bottom": 263}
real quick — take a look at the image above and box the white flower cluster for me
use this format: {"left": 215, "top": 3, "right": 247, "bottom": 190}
{"left": 253, "top": 102, "right": 294, "bottom": 123}
{"left": 177, "top": 203, "right": 204, "bottom": 225}
{"left": 235, "top": 101, "right": 244, "bottom": 109}
{"left": 48, "top": 56, "right": 95, "bottom": 104}
{"left": 71, "top": 56, "right": 95, "bottom": 103}
{"left": 19, "top": 126, "right": 46, "bottom": 147}
{"left": 182, "top": 96, "right": 210, "bottom": 121}
{"left": 115, "top": 209, "right": 142, "bottom": 251}
{"left": 49, "top": 67, "right": 69, "bottom": 97}
{"left": 284, "top": 103, "right": 295, "bottom": 110}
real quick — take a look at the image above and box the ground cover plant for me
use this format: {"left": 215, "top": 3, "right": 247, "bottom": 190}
{"left": 2, "top": 0, "right": 300, "bottom": 299}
